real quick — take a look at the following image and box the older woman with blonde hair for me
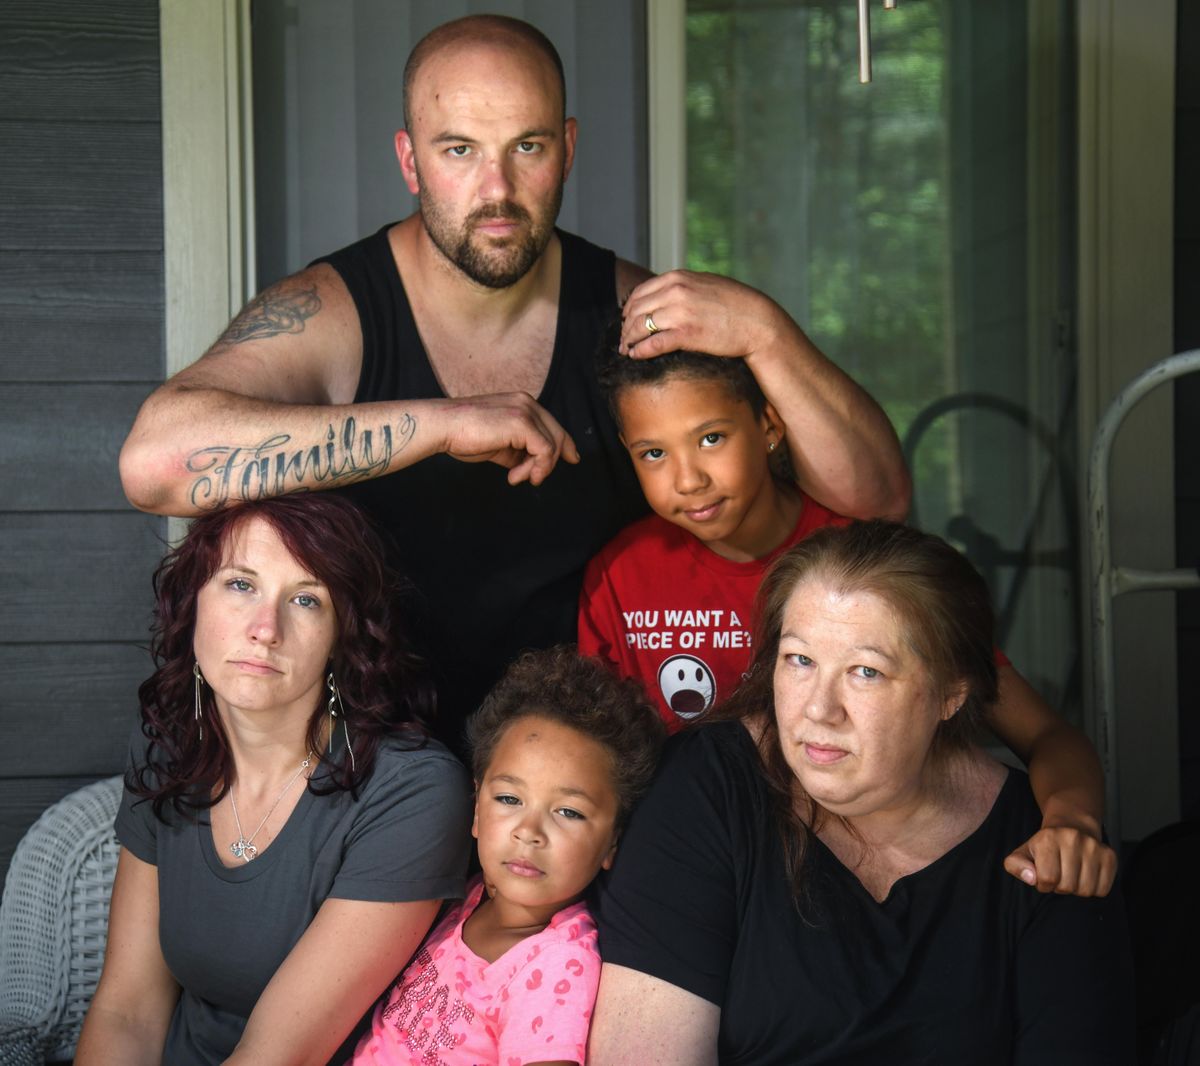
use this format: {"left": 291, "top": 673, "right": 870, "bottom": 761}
{"left": 589, "top": 520, "right": 1134, "bottom": 1065}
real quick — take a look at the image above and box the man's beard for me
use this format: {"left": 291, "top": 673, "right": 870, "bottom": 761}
{"left": 419, "top": 186, "right": 562, "bottom": 289}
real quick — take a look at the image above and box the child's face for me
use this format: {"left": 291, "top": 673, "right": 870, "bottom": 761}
{"left": 473, "top": 715, "right": 620, "bottom": 916}
{"left": 616, "top": 375, "right": 784, "bottom": 561}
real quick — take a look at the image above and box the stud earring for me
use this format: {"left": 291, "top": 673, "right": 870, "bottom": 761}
{"left": 768, "top": 441, "right": 778, "bottom": 453}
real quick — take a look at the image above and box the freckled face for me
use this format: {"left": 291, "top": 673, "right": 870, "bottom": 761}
{"left": 472, "top": 716, "right": 620, "bottom": 917}
{"left": 192, "top": 517, "right": 338, "bottom": 725}
{"left": 772, "top": 579, "right": 961, "bottom": 818}
{"left": 616, "top": 376, "right": 784, "bottom": 562}
{"left": 399, "top": 41, "right": 575, "bottom": 288}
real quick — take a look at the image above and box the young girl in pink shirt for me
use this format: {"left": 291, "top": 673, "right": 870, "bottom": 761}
{"left": 352, "top": 647, "right": 665, "bottom": 1066}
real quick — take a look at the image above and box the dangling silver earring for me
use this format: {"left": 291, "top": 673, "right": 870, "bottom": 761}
{"left": 326, "top": 672, "right": 356, "bottom": 772}
{"left": 193, "top": 662, "right": 204, "bottom": 741}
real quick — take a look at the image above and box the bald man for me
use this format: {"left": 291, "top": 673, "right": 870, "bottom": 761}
{"left": 120, "top": 15, "right": 909, "bottom": 743}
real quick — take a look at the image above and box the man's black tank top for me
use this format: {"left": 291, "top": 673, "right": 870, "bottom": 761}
{"left": 316, "top": 225, "right": 647, "bottom": 749}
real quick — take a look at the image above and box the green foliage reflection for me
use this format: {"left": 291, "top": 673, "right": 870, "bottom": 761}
{"left": 686, "top": 0, "right": 950, "bottom": 486}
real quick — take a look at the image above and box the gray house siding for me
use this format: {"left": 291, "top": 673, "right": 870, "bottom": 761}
{"left": 0, "top": 0, "right": 165, "bottom": 884}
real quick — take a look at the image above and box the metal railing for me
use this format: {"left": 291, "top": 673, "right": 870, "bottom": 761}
{"left": 1088, "top": 349, "right": 1200, "bottom": 842}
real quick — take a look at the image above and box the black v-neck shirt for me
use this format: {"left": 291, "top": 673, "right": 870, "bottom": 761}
{"left": 316, "top": 226, "right": 646, "bottom": 747}
{"left": 595, "top": 722, "right": 1135, "bottom": 1065}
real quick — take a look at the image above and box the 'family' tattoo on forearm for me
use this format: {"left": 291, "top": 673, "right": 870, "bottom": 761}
{"left": 186, "top": 415, "right": 417, "bottom": 508}
{"left": 214, "top": 285, "right": 321, "bottom": 347}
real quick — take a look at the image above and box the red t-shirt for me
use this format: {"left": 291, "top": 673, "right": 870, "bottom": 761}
{"left": 578, "top": 494, "right": 851, "bottom": 731}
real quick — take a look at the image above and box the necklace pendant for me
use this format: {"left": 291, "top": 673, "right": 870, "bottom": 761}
{"left": 230, "top": 837, "right": 256, "bottom": 862}
{"left": 226, "top": 750, "right": 311, "bottom": 866}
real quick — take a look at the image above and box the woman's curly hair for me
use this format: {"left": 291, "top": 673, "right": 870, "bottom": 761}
{"left": 466, "top": 647, "right": 666, "bottom": 829}
{"left": 130, "top": 494, "right": 436, "bottom": 820}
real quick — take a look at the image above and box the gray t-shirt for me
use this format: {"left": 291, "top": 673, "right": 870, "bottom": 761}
{"left": 116, "top": 729, "right": 472, "bottom": 1065}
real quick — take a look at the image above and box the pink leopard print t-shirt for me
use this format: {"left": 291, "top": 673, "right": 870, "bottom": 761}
{"left": 353, "top": 876, "right": 600, "bottom": 1066}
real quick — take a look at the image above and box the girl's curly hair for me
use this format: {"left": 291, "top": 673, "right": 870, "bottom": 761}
{"left": 466, "top": 647, "right": 666, "bottom": 830}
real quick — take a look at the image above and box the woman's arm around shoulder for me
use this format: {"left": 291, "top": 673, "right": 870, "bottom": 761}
{"left": 75, "top": 848, "right": 181, "bottom": 1066}
{"left": 588, "top": 963, "right": 720, "bottom": 1066}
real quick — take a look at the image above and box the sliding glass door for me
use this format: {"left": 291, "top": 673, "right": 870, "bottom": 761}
{"left": 682, "top": 0, "right": 1079, "bottom": 716}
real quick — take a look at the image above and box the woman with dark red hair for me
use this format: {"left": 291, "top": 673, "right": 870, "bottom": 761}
{"left": 77, "top": 495, "right": 472, "bottom": 1066}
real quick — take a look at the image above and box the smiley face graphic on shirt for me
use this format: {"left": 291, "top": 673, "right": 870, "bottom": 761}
{"left": 657, "top": 654, "right": 717, "bottom": 719}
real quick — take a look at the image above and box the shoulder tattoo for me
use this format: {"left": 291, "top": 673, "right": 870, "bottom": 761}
{"left": 214, "top": 285, "right": 321, "bottom": 348}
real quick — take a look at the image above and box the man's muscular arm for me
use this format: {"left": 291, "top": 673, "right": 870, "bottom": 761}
{"left": 120, "top": 266, "right": 576, "bottom": 516}
{"left": 615, "top": 262, "right": 910, "bottom": 520}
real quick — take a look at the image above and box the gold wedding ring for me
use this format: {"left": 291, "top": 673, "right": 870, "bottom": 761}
{"left": 645, "top": 313, "right": 660, "bottom": 334}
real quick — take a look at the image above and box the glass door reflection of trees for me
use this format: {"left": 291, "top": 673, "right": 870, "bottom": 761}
{"left": 686, "top": 0, "right": 1080, "bottom": 717}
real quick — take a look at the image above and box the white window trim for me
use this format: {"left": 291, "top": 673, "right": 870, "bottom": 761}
{"left": 1076, "top": 0, "right": 1178, "bottom": 840}
{"left": 160, "top": 0, "right": 255, "bottom": 542}
{"left": 160, "top": 0, "right": 255, "bottom": 381}
{"left": 646, "top": 0, "right": 687, "bottom": 272}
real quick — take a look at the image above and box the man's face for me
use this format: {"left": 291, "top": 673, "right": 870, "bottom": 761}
{"left": 398, "top": 41, "right": 576, "bottom": 289}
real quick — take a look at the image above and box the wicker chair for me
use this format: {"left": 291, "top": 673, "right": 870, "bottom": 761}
{"left": 0, "top": 776, "right": 123, "bottom": 1065}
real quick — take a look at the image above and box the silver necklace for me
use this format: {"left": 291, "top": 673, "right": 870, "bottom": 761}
{"left": 228, "top": 752, "right": 313, "bottom": 862}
